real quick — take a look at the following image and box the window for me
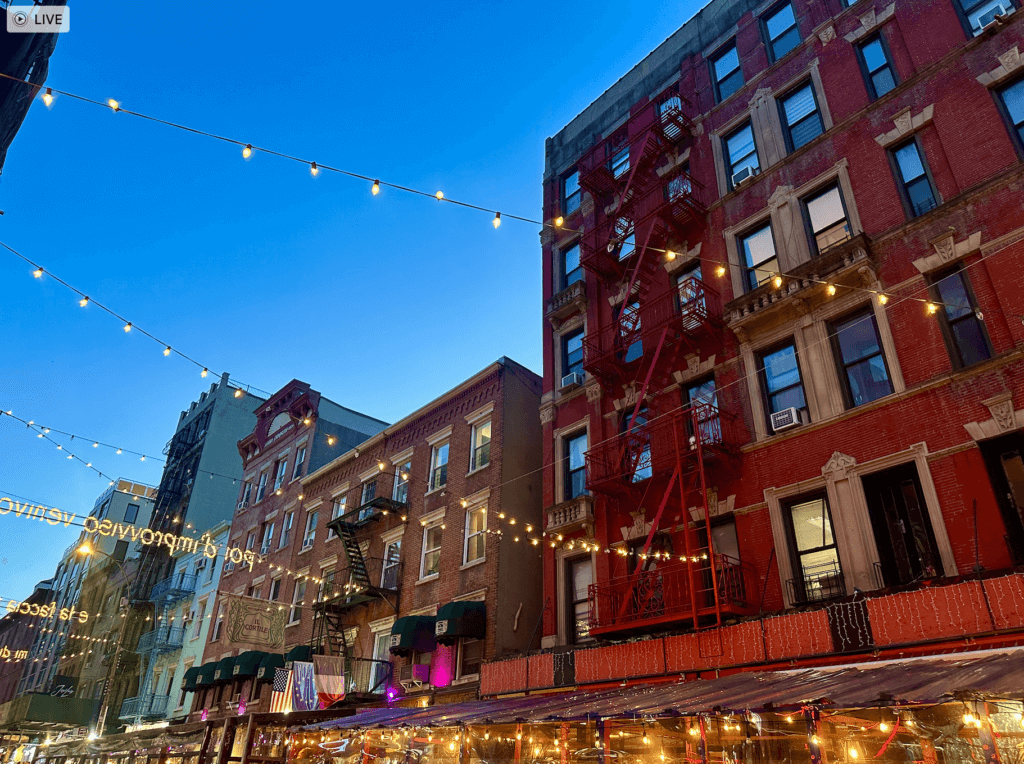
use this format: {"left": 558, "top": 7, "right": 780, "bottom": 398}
{"left": 857, "top": 35, "right": 897, "bottom": 99}
{"left": 246, "top": 531, "right": 257, "bottom": 552}
{"left": 206, "top": 555, "right": 216, "bottom": 583}
{"left": 246, "top": 584, "right": 261, "bottom": 599}
{"left": 930, "top": 267, "right": 993, "bottom": 368}
{"left": 109, "top": 540, "right": 128, "bottom": 564}
{"left": 803, "top": 184, "right": 851, "bottom": 255}
{"left": 212, "top": 603, "right": 225, "bottom": 641}
{"left": 711, "top": 43, "right": 743, "bottom": 102}
{"left": 393, "top": 461, "right": 411, "bottom": 504}
{"left": 260, "top": 522, "right": 275, "bottom": 554}
{"left": 317, "top": 568, "right": 334, "bottom": 603}
{"left": 609, "top": 142, "right": 630, "bottom": 179}
{"left": 684, "top": 377, "right": 721, "bottom": 445}
{"left": 302, "top": 510, "right": 319, "bottom": 549}
{"left": 562, "top": 328, "right": 584, "bottom": 379}
{"left": 564, "top": 431, "right": 588, "bottom": 501}
{"left": 622, "top": 405, "right": 652, "bottom": 483}
{"left": 563, "top": 170, "right": 581, "bottom": 216}
{"left": 273, "top": 459, "right": 288, "bottom": 491}
{"left": 764, "top": 3, "right": 801, "bottom": 61}
{"left": 740, "top": 223, "right": 778, "bottom": 291}
{"left": 758, "top": 342, "right": 807, "bottom": 427}
{"left": 280, "top": 511, "right": 293, "bottom": 548}
{"left": 359, "top": 480, "right": 378, "bottom": 520}
{"left": 420, "top": 523, "right": 443, "bottom": 579}
{"left": 429, "top": 443, "right": 449, "bottom": 491}
{"left": 255, "top": 471, "right": 268, "bottom": 502}
{"left": 567, "top": 557, "right": 593, "bottom": 644}
{"left": 829, "top": 309, "right": 894, "bottom": 408}
{"left": 725, "top": 122, "right": 759, "bottom": 188}
{"left": 241, "top": 481, "right": 253, "bottom": 506}
{"left": 288, "top": 581, "right": 306, "bottom": 624}
{"left": 327, "top": 497, "right": 345, "bottom": 539}
{"left": 615, "top": 218, "right": 635, "bottom": 260}
{"left": 996, "top": 77, "right": 1024, "bottom": 153}
{"left": 470, "top": 421, "right": 491, "bottom": 471}
{"left": 269, "top": 578, "right": 282, "bottom": 601}
{"left": 957, "top": 0, "right": 1014, "bottom": 35}
{"left": 382, "top": 539, "right": 401, "bottom": 588}
{"left": 617, "top": 300, "right": 642, "bottom": 363}
{"left": 561, "top": 242, "right": 583, "bottom": 290}
{"left": 292, "top": 446, "right": 306, "bottom": 480}
{"left": 785, "top": 495, "right": 844, "bottom": 602}
{"left": 124, "top": 504, "right": 139, "bottom": 524}
{"left": 457, "top": 638, "right": 484, "bottom": 678}
{"left": 779, "top": 83, "right": 823, "bottom": 151}
{"left": 464, "top": 505, "right": 487, "bottom": 564}
{"left": 891, "top": 139, "right": 938, "bottom": 217}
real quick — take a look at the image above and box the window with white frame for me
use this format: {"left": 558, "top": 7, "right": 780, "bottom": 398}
{"left": 393, "top": 461, "right": 411, "bottom": 504}
{"left": 260, "top": 522, "right": 275, "bottom": 554}
{"left": 457, "top": 637, "right": 484, "bottom": 679}
{"left": 382, "top": 539, "right": 401, "bottom": 589}
{"left": 429, "top": 442, "right": 449, "bottom": 491}
{"left": 303, "top": 510, "right": 318, "bottom": 549}
{"left": 241, "top": 481, "right": 253, "bottom": 507}
{"left": 255, "top": 471, "right": 268, "bottom": 502}
{"left": 273, "top": 458, "right": 288, "bottom": 491}
{"left": 359, "top": 479, "right": 378, "bottom": 521}
{"left": 288, "top": 581, "right": 306, "bottom": 624}
{"left": 292, "top": 446, "right": 307, "bottom": 480}
{"left": 212, "top": 603, "right": 225, "bottom": 641}
{"left": 420, "top": 522, "right": 443, "bottom": 579}
{"left": 269, "top": 577, "right": 282, "bottom": 601}
{"left": 464, "top": 505, "right": 486, "bottom": 565}
{"left": 192, "top": 599, "right": 207, "bottom": 639}
{"left": 280, "top": 511, "right": 293, "bottom": 548}
{"left": 328, "top": 498, "right": 345, "bottom": 539}
{"left": 470, "top": 421, "right": 491, "bottom": 471}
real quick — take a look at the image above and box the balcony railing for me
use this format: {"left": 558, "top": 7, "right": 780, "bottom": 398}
{"left": 137, "top": 626, "right": 185, "bottom": 654}
{"left": 544, "top": 280, "right": 587, "bottom": 325}
{"left": 588, "top": 554, "right": 758, "bottom": 636}
{"left": 150, "top": 572, "right": 197, "bottom": 602}
{"left": 545, "top": 496, "right": 594, "bottom": 534}
{"left": 119, "top": 694, "right": 170, "bottom": 720}
{"left": 317, "top": 559, "right": 400, "bottom": 608}
{"left": 585, "top": 402, "right": 737, "bottom": 495}
{"left": 788, "top": 560, "right": 847, "bottom": 604}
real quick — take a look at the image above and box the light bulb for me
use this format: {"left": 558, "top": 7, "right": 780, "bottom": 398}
{"left": 108, "top": 99, "right": 120, "bottom": 111}
{"left": 234, "top": 388, "right": 244, "bottom": 398}
{"left": 926, "top": 302, "right": 938, "bottom": 314}
{"left": 827, "top": 284, "right": 836, "bottom": 296}
{"left": 964, "top": 713, "right": 975, "bottom": 725}
{"left": 878, "top": 293, "right": 889, "bottom": 305}
{"left": 642, "top": 736, "right": 650, "bottom": 745}
{"left": 117, "top": 449, "right": 122, "bottom": 455}
{"left": 242, "top": 144, "right": 252, "bottom": 159}
{"left": 772, "top": 274, "right": 783, "bottom": 289}
{"left": 879, "top": 722, "right": 889, "bottom": 732}
{"left": 435, "top": 191, "right": 444, "bottom": 200}
{"left": 371, "top": 180, "right": 380, "bottom": 196}
{"left": 715, "top": 264, "right": 726, "bottom": 277}
{"left": 555, "top": 216, "right": 564, "bottom": 227}
{"left": 665, "top": 250, "right": 676, "bottom": 261}
{"left": 201, "top": 368, "right": 209, "bottom": 378}
{"left": 849, "top": 748, "right": 858, "bottom": 759}
{"left": 124, "top": 322, "right": 132, "bottom": 332}
{"left": 310, "top": 162, "right": 320, "bottom": 177}
{"left": 327, "top": 436, "right": 336, "bottom": 445}
{"left": 42, "top": 88, "right": 54, "bottom": 107}
{"left": 32, "top": 267, "right": 43, "bottom": 278}
{"left": 164, "top": 346, "right": 171, "bottom": 356}
{"left": 493, "top": 212, "right": 501, "bottom": 228}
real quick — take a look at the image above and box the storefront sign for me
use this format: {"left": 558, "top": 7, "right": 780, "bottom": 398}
{"left": 4, "top": 600, "right": 88, "bottom": 622}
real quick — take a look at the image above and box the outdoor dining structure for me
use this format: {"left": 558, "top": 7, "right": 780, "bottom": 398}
{"left": 32, "top": 651, "right": 1024, "bottom": 764}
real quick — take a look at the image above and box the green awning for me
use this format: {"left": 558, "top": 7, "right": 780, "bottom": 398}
{"left": 285, "top": 644, "right": 312, "bottom": 664}
{"left": 232, "top": 651, "right": 265, "bottom": 679}
{"left": 181, "top": 666, "right": 201, "bottom": 691}
{"left": 214, "top": 656, "right": 236, "bottom": 683}
{"left": 434, "top": 601, "right": 486, "bottom": 645}
{"left": 256, "top": 653, "right": 284, "bottom": 682}
{"left": 389, "top": 615, "right": 436, "bottom": 657}
{"left": 196, "top": 661, "right": 219, "bottom": 687}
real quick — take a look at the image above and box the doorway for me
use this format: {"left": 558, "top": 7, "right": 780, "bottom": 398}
{"left": 862, "top": 463, "right": 944, "bottom": 587}
{"left": 979, "top": 432, "right": 1024, "bottom": 564}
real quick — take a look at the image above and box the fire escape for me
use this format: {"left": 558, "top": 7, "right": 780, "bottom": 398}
{"left": 313, "top": 474, "right": 405, "bottom": 701}
{"left": 578, "top": 85, "right": 757, "bottom": 639}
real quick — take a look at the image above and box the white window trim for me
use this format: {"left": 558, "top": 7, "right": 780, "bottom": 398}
{"left": 427, "top": 441, "right": 450, "bottom": 494}
{"left": 369, "top": 615, "right": 396, "bottom": 633}
{"left": 425, "top": 425, "right": 453, "bottom": 446}
{"left": 381, "top": 525, "right": 406, "bottom": 545}
{"left": 389, "top": 447, "right": 415, "bottom": 466}
{"left": 418, "top": 508, "right": 446, "bottom": 581}
{"left": 462, "top": 503, "right": 488, "bottom": 568}
{"left": 468, "top": 419, "right": 492, "bottom": 474}
{"left": 408, "top": 604, "right": 438, "bottom": 617}
{"left": 359, "top": 464, "right": 384, "bottom": 483}
{"left": 287, "top": 581, "right": 306, "bottom": 626}
{"left": 464, "top": 402, "right": 495, "bottom": 426}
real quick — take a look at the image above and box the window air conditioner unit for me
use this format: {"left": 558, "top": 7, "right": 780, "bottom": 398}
{"left": 398, "top": 664, "right": 430, "bottom": 688}
{"left": 732, "top": 166, "right": 757, "bottom": 187}
{"left": 236, "top": 500, "right": 249, "bottom": 510}
{"left": 770, "top": 407, "right": 805, "bottom": 433}
{"left": 301, "top": 540, "right": 313, "bottom": 551}
{"left": 976, "top": 5, "right": 1007, "bottom": 29}
{"left": 260, "top": 543, "right": 271, "bottom": 556}
{"left": 560, "top": 372, "right": 585, "bottom": 390}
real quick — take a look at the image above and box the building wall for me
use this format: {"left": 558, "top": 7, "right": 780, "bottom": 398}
{"left": 0, "top": 581, "right": 52, "bottom": 705}
{"left": 537, "top": 0, "right": 1024, "bottom": 654}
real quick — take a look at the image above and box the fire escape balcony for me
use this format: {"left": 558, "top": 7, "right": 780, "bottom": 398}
{"left": 136, "top": 626, "right": 185, "bottom": 655}
{"left": 582, "top": 281, "right": 723, "bottom": 388}
{"left": 585, "top": 402, "right": 739, "bottom": 496}
{"left": 119, "top": 693, "right": 170, "bottom": 721}
{"left": 314, "top": 558, "right": 400, "bottom": 614}
{"left": 149, "top": 572, "right": 197, "bottom": 603}
{"left": 587, "top": 553, "right": 759, "bottom": 638}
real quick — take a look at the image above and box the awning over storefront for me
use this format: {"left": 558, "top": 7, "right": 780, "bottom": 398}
{"left": 307, "top": 648, "right": 1024, "bottom": 729}
{"left": 180, "top": 666, "right": 201, "bottom": 692}
{"left": 285, "top": 645, "right": 313, "bottom": 664}
{"left": 435, "top": 601, "right": 485, "bottom": 645}
{"left": 233, "top": 650, "right": 265, "bottom": 678}
{"left": 195, "top": 661, "right": 219, "bottom": 688}
{"left": 257, "top": 653, "right": 285, "bottom": 682}
{"left": 214, "top": 656, "right": 236, "bottom": 682}
{"left": 43, "top": 721, "right": 207, "bottom": 757}
{"left": 389, "top": 615, "right": 436, "bottom": 657}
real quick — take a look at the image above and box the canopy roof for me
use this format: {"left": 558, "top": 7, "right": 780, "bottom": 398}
{"left": 435, "top": 601, "right": 485, "bottom": 645}
{"left": 195, "top": 661, "right": 219, "bottom": 688}
{"left": 214, "top": 656, "right": 236, "bottom": 683}
{"left": 181, "top": 666, "right": 201, "bottom": 691}
{"left": 389, "top": 615, "right": 436, "bottom": 657}
{"left": 233, "top": 650, "right": 266, "bottom": 678}
{"left": 258, "top": 653, "right": 285, "bottom": 682}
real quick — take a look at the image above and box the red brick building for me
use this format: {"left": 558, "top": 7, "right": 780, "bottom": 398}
{"left": 483, "top": 0, "right": 1024, "bottom": 695}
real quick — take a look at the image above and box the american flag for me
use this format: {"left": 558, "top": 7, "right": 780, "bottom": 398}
{"left": 269, "top": 667, "right": 293, "bottom": 714}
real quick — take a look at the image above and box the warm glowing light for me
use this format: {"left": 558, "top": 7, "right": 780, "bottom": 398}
{"left": 32, "top": 267, "right": 43, "bottom": 278}
{"left": 849, "top": 748, "right": 859, "bottom": 759}
{"left": 310, "top": 162, "right": 320, "bottom": 177}
{"left": 124, "top": 322, "right": 132, "bottom": 332}
{"left": 327, "top": 436, "right": 336, "bottom": 445}
{"left": 79, "top": 296, "right": 90, "bottom": 307}
{"left": 164, "top": 346, "right": 171, "bottom": 356}
{"left": 827, "top": 284, "right": 836, "bottom": 296}
{"left": 201, "top": 368, "right": 209, "bottom": 378}
{"left": 234, "top": 388, "right": 244, "bottom": 398}
{"left": 41, "top": 88, "right": 54, "bottom": 107}
{"left": 435, "top": 191, "right": 444, "bottom": 200}
{"left": 555, "top": 216, "right": 564, "bottom": 227}
{"left": 878, "top": 293, "right": 889, "bottom": 305}
{"left": 665, "top": 250, "right": 676, "bottom": 261}
{"left": 242, "top": 144, "right": 252, "bottom": 159}
{"left": 926, "top": 301, "right": 939, "bottom": 314}
{"left": 107, "top": 99, "right": 120, "bottom": 111}
{"left": 77, "top": 544, "right": 93, "bottom": 556}
{"left": 715, "top": 264, "right": 726, "bottom": 277}
{"left": 371, "top": 179, "right": 380, "bottom": 195}
{"left": 642, "top": 736, "right": 650, "bottom": 745}
{"left": 879, "top": 722, "right": 889, "bottom": 732}
{"left": 964, "top": 713, "right": 976, "bottom": 726}
{"left": 772, "top": 274, "right": 783, "bottom": 289}
{"left": 493, "top": 212, "right": 501, "bottom": 228}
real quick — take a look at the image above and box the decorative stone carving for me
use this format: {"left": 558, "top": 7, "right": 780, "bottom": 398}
{"left": 978, "top": 46, "right": 1023, "bottom": 86}
{"left": 965, "top": 392, "right": 1023, "bottom": 440}
{"left": 822, "top": 451, "right": 857, "bottom": 483}
{"left": 621, "top": 510, "right": 650, "bottom": 541}
{"left": 912, "top": 229, "right": 983, "bottom": 273}
{"left": 672, "top": 354, "right": 718, "bottom": 385}
{"left": 748, "top": 87, "right": 774, "bottom": 110}
{"left": 844, "top": 3, "right": 896, "bottom": 42}
{"left": 768, "top": 184, "right": 794, "bottom": 209}
{"left": 585, "top": 383, "right": 603, "bottom": 403}
{"left": 818, "top": 24, "right": 836, "bottom": 45}
{"left": 539, "top": 404, "right": 555, "bottom": 425}
{"left": 860, "top": 9, "right": 877, "bottom": 29}
{"left": 874, "top": 104, "right": 935, "bottom": 147}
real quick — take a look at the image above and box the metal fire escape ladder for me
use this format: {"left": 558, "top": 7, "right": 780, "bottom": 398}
{"left": 337, "top": 523, "right": 371, "bottom": 589}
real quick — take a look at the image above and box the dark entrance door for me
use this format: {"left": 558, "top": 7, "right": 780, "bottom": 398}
{"left": 862, "top": 463, "right": 944, "bottom": 586}
{"left": 979, "top": 432, "right": 1024, "bottom": 564}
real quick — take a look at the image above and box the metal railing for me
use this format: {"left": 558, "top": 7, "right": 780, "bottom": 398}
{"left": 345, "top": 658, "right": 393, "bottom": 696}
{"left": 787, "top": 560, "right": 847, "bottom": 603}
{"left": 150, "top": 572, "right": 197, "bottom": 602}
{"left": 137, "top": 626, "right": 185, "bottom": 654}
{"left": 318, "top": 560, "right": 400, "bottom": 604}
{"left": 119, "top": 693, "right": 169, "bottom": 720}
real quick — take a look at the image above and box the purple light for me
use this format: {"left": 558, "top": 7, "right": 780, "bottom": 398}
{"left": 238, "top": 698, "right": 247, "bottom": 716}
{"left": 387, "top": 689, "right": 396, "bottom": 701}
{"left": 201, "top": 709, "right": 208, "bottom": 721}
{"left": 430, "top": 645, "right": 455, "bottom": 688}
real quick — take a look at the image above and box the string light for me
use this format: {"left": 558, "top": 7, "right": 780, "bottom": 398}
{"left": 242, "top": 144, "right": 252, "bottom": 159}
{"left": 772, "top": 274, "right": 783, "bottom": 289}
{"left": 41, "top": 88, "right": 54, "bottom": 107}
{"left": 32, "top": 267, "right": 43, "bottom": 278}
{"left": 555, "top": 216, "right": 564, "bottom": 227}
{"left": 123, "top": 322, "right": 132, "bottom": 333}
{"left": 715, "top": 264, "right": 726, "bottom": 277}
{"left": 826, "top": 284, "right": 836, "bottom": 296}
{"left": 371, "top": 180, "right": 380, "bottom": 196}
{"left": 878, "top": 292, "right": 889, "bottom": 305}
{"left": 107, "top": 98, "right": 120, "bottom": 111}
{"left": 79, "top": 296, "right": 90, "bottom": 307}
{"left": 493, "top": 212, "right": 501, "bottom": 228}
{"left": 665, "top": 250, "right": 676, "bottom": 261}
{"left": 201, "top": 368, "right": 209, "bottom": 378}
{"left": 310, "top": 162, "right": 320, "bottom": 178}
{"left": 435, "top": 191, "right": 444, "bottom": 200}
{"left": 926, "top": 302, "right": 939, "bottom": 314}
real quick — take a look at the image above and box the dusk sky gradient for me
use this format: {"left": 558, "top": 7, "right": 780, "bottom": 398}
{"left": 0, "top": 2, "right": 703, "bottom": 600}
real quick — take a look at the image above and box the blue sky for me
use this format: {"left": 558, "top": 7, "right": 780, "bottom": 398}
{"left": 0, "top": 1, "right": 703, "bottom": 599}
